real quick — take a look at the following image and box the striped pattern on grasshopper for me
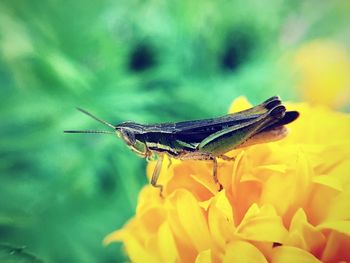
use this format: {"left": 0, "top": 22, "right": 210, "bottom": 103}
{"left": 65, "top": 96, "right": 299, "bottom": 196}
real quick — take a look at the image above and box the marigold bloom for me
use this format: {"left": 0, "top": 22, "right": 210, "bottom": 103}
{"left": 105, "top": 97, "right": 350, "bottom": 263}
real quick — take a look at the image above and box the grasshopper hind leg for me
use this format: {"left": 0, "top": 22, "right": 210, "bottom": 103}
{"left": 151, "top": 155, "right": 164, "bottom": 197}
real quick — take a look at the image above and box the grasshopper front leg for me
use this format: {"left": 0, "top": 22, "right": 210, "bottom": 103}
{"left": 151, "top": 154, "right": 164, "bottom": 197}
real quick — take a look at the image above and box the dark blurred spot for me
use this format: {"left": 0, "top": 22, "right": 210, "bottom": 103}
{"left": 1, "top": 152, "right": 36, "bottom": 177}
{"left": 272, "top": 242, "right": 282, "bottom": 247}
{"left": 220, "top": 29, "right": 254, "bottom": 71}
{"left": 9, "top": 159, "right": 33, "bottom": 173}
{"left": 98, "top": 171, "right": 116, "bottom": 194}
{"left": 128, "top": 43, "right": 156, "bottom": 72}
{"left": 0, "top": 226, "right": 17, "bottom": 238}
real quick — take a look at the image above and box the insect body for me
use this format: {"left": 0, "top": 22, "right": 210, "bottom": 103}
{"left": 65, "top": 96, "right": 299, "bottom": 195}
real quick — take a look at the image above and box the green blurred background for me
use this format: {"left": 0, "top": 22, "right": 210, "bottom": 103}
{"left": 0, "top": 0, "right": 349, "bottom": 262}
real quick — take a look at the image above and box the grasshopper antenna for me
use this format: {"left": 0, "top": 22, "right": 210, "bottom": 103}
{"left": 64, "top": 108, "right": 116, "bottom": 135}
{"left": 76, "top": 107, "right": 116, "bottom": 130}
{"left": 64, "top": 130, "right": 115, "bottom": 134}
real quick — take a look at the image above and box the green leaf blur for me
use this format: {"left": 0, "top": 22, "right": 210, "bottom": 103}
{"left": 0, "top": 0, "right": 348, "bottom": 262}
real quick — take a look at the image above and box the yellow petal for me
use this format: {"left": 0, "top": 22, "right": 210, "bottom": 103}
{"left": 199, "top": 197, "right": 214, "bottom": 211}
{"left": 285, "top": 209, "right": 326, "bottom": 254}
{"left": 271, "top": 246, "right": 321, "bottom": 263}
{"left": 103, "top": 229, "right": 124, "bottom": 245}
{"left": 236, "top": 204, "right": 288, "bottom": 243}
{"left": 317, "top": 220, "right": 350, "bottom": 235}
{"left": 195, "top": 249, "right": 212, "bottom": 263}
{"left": 121, "top": 233, "right": 161, "bottom": 263}
{"left": 189, "top": 159, "right": 234, "bottom": 196}
{"left": 259, "top": 173, "right": 290, "bottom": 216}
{"left": 104, "top": 219, "right": 149, "bottom": 246}
{"left": 254, "top": 164, "right": 287, "bottom": 174}
{"left": 231, "top": 151, "right": 262, "bottom": 222}
{"left": 324, "top": 191, "right": 350, "bottom": 221}
{"left": 306, "top": 183, "right": 339, "bottom": 225}
{"left": 325, "top": 159, "right": 350, "bottom": 186}
{"left": 190, "top": 171, "right": 218, "bottom": 196}
{"left": 166, "top": 161, "right": 214, "bottom": 200}
{"left": 138, "top": 206, "right": 167, "bottom": 233}
{"left": 223, "top": 241, "right": 268, "bottom": 263}
{"left": 157, "top": 222, "right": 178, "bottom": 263}
{"left": 214, "top": 190, "right": 233, "bottom": 222}
{"left": 250, "top": 241, "right": 276, "bottom": 262}
{"left": 168, "top": 189, "right": 212, "bottom": 252}
{"left": 321, "top": 230, "right": 350, "bottom": 262}
{"left": 231, "top": 151, "right": 246, "bottom": 196}
{"left": 260, "top": 151, "right": 313, "bottom": 216}
{"left": 166, "top": 200, "right": 197, "bottom": 262}
{"left": 312, "top": 175, "right": 343, "bottom": 191}
{"left": 318, "top": 145, "right": 350, "bottom": 176}
{"left": 208, "top": 190, "right": 235, "bottom": 250}
{"left": 228, "top": 96, "right": 253, "bottom": 113}
{"left": 136, "top": 186, "right": 165, "bottom": 215}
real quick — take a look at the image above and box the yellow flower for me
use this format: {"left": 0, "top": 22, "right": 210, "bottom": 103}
{"left": 105, "top": 97, "right": 350, "bottom": 263}
{"left": 294, "top": 40, "right": 350, "bottom": 109}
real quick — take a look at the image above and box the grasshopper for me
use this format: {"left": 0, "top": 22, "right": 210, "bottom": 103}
{"left": 65, "top": 96, "right": 299, "bottom": 195}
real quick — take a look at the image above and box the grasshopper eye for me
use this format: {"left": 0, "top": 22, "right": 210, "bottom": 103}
{"left": 120, "top": 129, "right": 136, "bottom": 146}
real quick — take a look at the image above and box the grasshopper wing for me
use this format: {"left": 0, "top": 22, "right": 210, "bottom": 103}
{"left": 172, "top": 96, "right": 282, "bottom": 134}
{"left": 198, "top": 105, "right": 286, "bottom": 156}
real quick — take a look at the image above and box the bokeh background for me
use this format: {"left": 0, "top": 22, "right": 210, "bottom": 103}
{"left": 0, "top": 0, "right": 349, "bottom": 262}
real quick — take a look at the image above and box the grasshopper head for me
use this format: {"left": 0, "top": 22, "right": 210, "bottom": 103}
{"left": 115, "top": 127, "right": 135, "bottom": 146}
{"left": 116, "top": 126, "right": 147, "bottom": 157}
{"left": 64, "top": 108, "right": 148, "bottom": 157}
